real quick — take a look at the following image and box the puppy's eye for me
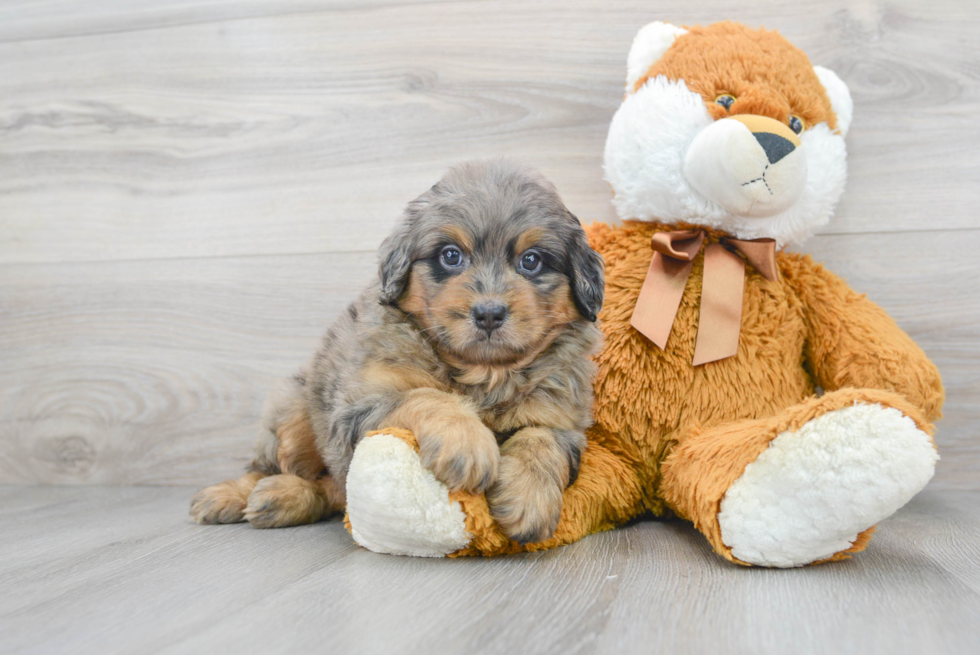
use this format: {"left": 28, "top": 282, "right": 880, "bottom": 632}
{"left": 518, "top": 250, "right": 543, "bottom": 275}
{"left": 789, "top": 115, "right": 805, "bottom": 134}
{"left": 715, "top": 94, "right": 736, "bottom": 110}
{"left": 440, "top": 246, "right": 463, "bottom": 267}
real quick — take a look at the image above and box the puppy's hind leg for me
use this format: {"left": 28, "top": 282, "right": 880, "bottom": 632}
{"left": 244, "top": 474, "right": 346, "bottom": 528}
{"left": 190, "top": 374, "right": 308, "bottom": 525}
{"left": 191, "top": 471, "right": 267, "bottom": 524}
{"left": 245, "top": 391, "right": 347, "bottom": 528}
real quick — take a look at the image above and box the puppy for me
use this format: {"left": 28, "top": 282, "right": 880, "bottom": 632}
{"left": 190, "top": 159, "right": 604, "bottom": 544}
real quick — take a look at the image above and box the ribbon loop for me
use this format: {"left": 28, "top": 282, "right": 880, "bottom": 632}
{"left": 630, "top": 229, "right": 780, "bottom": 365}
{"left": 651, "top": 229, "right": 705, "bottom": 261}
{"left": 724, "top": 237, "right": 779, "bottom": 282}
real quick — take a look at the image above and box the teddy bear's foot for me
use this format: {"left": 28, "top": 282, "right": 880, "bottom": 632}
{"left": 345, "top": 430, "right": 473, "bottom": 557}
{"left": 717, "top": 402, "right": 938, "bottom": 568}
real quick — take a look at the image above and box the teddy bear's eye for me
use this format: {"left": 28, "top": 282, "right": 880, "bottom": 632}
{"left": 715, "top": 94, "right": 736, "bottom": 110}
{"left": 789, "top": 115, "right": 805, "bottom": 134}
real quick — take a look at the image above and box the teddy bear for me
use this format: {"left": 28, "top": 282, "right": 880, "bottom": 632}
{"left": 342, "top": 20, "right": 945, "bottom": 567}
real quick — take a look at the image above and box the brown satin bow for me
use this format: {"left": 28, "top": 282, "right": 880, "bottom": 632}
{"left": 630, "top": 229, "right": 779, "bottom": 366}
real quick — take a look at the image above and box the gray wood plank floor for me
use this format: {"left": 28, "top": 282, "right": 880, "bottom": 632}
{"left": 1, "top": 485, "right": 978, "bottom": 655}
{"left": 1, "top": 0, "right": 978, "bottom": 488}
{"left": 1, "top": 2, "right": 978, "bottom": 652}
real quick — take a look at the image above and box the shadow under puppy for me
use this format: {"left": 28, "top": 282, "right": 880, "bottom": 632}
{"left": 191, "top": 159, "right": 604, "bottom": 544}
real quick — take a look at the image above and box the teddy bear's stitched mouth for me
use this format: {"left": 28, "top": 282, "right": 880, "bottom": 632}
{"left": 741, "top": 164, "right": 773, "bottom": 196}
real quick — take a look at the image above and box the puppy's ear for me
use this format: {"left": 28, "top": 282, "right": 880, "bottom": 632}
{"left": 566, "top": 215, "right": 604, "bottom": 322}
{"left": 378, "top": 192, "right": 431, "bottom": 306}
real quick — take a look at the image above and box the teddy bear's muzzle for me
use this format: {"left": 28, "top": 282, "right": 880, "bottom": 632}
{"left": 683, "top": 114, "right": 808, "bottom": 219}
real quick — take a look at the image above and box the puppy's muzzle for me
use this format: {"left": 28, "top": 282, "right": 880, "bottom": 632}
{"left": 682, "top": 114, "right": 807, "bottom": 218}
{"left": 471, "top": 301, "right": 508, "bottom": 335}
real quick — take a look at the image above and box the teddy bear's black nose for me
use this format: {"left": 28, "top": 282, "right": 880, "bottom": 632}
{"left": 754, "top": 132, "right": 796, "bottom": 164}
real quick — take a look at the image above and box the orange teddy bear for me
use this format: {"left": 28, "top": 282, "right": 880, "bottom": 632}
{"left": 344, "top": 21, "right": 944, "bottom": 567}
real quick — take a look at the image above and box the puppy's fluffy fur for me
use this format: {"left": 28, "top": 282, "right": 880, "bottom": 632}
{"left": 191, "top": 160, "right": 604, "bottom": 544}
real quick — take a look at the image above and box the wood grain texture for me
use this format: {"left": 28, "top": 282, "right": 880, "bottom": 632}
{"left": 0, "top": 1, "right": 420, "bottom": 44}
{"left": 0, "top": 252, "right": 377, "bottom": 485}
{"left": 0, "top": 0, "right": 977, "bottom": 488}
{"left": 2, "top": 231, "right": 976, "bottom": 487}
{"left": 0, "top": 0, "right": 977, "bottom": 264}
{"left": 0, "top": 486, "right": 978, "bottom": 655}
{"left": 798, "top": 230, "right": 980, "bottom": 490}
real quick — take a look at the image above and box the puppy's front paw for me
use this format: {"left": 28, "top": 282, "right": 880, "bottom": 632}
{"left": 487, "top": 454, "right": 563, "bottom": 544}
{"left": 417, "top": 418, "right": 499, "bottom": 494}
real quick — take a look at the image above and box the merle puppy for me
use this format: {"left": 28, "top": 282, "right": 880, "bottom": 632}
{"left": 191, "top": 159, "right": 604, "bottom": 544}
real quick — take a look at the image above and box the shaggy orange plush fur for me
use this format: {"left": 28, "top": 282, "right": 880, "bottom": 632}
{"left": 376, "top": 221, "right": 943, "bottom": 561}
{"left": 345, "top": 22, "right": 943, "bottom": 564}
{"left": 633, "top": 21, "right": 838, "bottom": 131}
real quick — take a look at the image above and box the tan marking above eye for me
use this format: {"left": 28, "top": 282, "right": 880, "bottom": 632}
{"left": 440, "top": 225, "right": 474, "bottom": 253}
{"left": 514, "top": 227, "right": 546, "bottom": 256}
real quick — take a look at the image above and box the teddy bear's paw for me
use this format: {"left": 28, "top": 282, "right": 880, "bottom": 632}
{"left": 717, "top": 402, "right": 938, "bottom": 568}
{"left": 345, "top": 432, "right": 473, "bottom": 557}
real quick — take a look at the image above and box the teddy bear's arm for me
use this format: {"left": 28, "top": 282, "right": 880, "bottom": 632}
{"left": 786, "top": 255, "right": 944, "bottom": 422}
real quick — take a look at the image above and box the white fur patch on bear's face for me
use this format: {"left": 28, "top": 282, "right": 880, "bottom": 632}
{"left": 603, "top": 77, "right": 848, "bottom": 248}
{"left": 683, "top": 117, "right": 808, "bottom": 218}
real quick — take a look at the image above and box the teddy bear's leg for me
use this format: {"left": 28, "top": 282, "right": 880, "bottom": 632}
{"left": 344, "top": 429, "right": 475, "bottom": 557}
{"left": 345, "top": 428, "right": 645, "bottom": 557}
{"left": 660, "top": 388, "right": 938, "bottom": 568}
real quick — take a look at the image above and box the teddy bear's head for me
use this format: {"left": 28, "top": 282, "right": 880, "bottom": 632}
{"left": 604, "top": 21, "right": 853, "bottom": 247}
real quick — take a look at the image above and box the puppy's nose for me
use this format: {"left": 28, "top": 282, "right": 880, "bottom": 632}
{"left": 471, "top": 302, "right": 508, "bottom": 334}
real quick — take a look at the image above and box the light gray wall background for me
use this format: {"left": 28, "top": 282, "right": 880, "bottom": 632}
{"left": 1, "top": 0, "right": 977, "bottom": 489}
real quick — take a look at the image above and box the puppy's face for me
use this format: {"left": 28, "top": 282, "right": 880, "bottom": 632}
{"left": 401, "top": 221, "right": 576, "bottom": 365}
{"left": 378, "top": 161, "right": 603, "bottom": 366}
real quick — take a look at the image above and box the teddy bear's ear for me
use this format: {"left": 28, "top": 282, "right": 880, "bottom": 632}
{"left": 626, "top": 21, "right": 689, "bottom": 92}
{"left": 814, "top": 66, "right": 853, "bottom": 137}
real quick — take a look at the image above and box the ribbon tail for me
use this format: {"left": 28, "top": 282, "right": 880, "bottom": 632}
{"left": 692, "top": 244, "right": 745, "bottom": 365}
{"left": 630, "top": 251, "right": 694, "bottom": 349}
